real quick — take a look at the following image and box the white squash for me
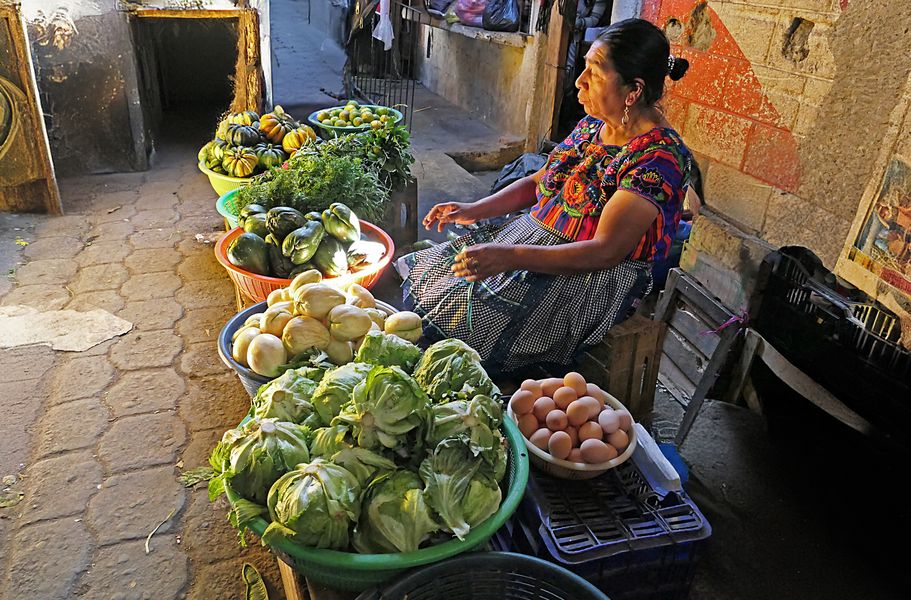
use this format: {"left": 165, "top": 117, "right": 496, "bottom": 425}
{"left": 294, "top": 283, "right": 346, "bottom": 320}
{"left": 282, "top": 316, "right": 331, "bottom": 357}
{"left": 328, "top": 304, "right": 373, "bottom": 341}
{"left": 260, "top": 305, "right": 293, "bottom": 337}
{"left": 232, "top": 327, "right": 260, "bottom": 367}
{"left": 325, "top": 338, "right": 354, "bottom": 365}
{"left": 384, "top": 311, "right": 423, "bottom": 343}
{"left": 346, "top": 283, "right": 376, "bottom": 309}
{"left": 247, "top": 333, "right": 287, "bottom": 377}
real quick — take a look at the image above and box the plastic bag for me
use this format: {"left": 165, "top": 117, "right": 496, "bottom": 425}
{"left": 490, "top": 152, "right": 547, "bottom": 194}
{"left": 427, "top": 0, "right": 454, "bottom": 13}
{"left": 373, "top": 0, "right": 394, "bottom": 51}
{"left": 482, "top": 0, "right": 520, "bottom": 32}
{"left": 453, "top": 0, "right": 487, "bottom": 28}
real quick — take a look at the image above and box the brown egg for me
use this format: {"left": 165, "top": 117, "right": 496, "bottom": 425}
{"left": 529, "top": 427, "right": 553, "bottom": 451}
{"left": 563, "top": 371, "right": 588, "bottom": 396}
{"left": 532, "top": 397, "right": 556, "bottom": 421}
{"left": 548, "top": 431, "right": 573, "bottom": 460}
{"left": 552, "top": 386, "right": 578, "bottom": 410}
{"left": 598, "top": 409, "right": 621, "bottom": 434}
{"left": 566, "top": 396, "right": 599, "bottom": 427}
{"left": 616, "top": 409, "right": 634, "bottom": 432}
{"left": 517, "top": 413, "right": 539, "bottom": 438}
{"left": 568, "top": 448, "right": 583, "bottom": 463}
{"left": 541, "top": 377, "right": 564, "bottom": 397}
{"left": 606, "top": 429, "right": 629, "bottom": 452}
{"left": 510, "top": 390, "right": 536, "bottom": 415}
{"left": 566, "top": 399, "right": 592, "bottom": 427}
{"left": 586, "top": 383, "right": 607, "bottom": 408}
{"left": 545, "top": 409, "right": 568, "bottom": 431}
{"left": 520, "top": 379, "right": 543, "bottom": 399}
{"left": 575, "top": 396, "right": 601, "bottom": 419}
{"left": 578, "top": 421, "right": 603, "bottom": 442}
{"left": 580, "top": 439, "right": 619, "bottom": 464}
{"left": 565, "top": 425, "right": 579, "bottom": 447}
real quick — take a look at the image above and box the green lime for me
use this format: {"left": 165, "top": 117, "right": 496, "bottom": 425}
{"left": 370, "top": 120, "right": 382, "bottom": 130}
{"left": 353, "top": 117, "right": 363, "bottom": 126}
{"left": 347, "top": 100, "right": 360, "bottom": 108}
{"left": 376, "top": 107, "right": 390, "bottom": 116}
{"left": 317, "top": 111, "right": 329, "bottom": 122}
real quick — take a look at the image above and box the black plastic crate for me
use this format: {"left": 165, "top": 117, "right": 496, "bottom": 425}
{"left": 756, "top": 251, "right": 911, "bottom": 441}
{"left": 492, "top": 463, "right": 711, "bottom": 600}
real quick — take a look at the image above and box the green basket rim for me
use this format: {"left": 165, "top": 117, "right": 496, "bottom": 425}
{"left": 198, "top": 160, "right": 254, "bottom": 183}
{"left": 215, "top": 188, "right": 242, "bottom": 220}
{"left": 224, "top": 415, "right": 529, "bottom": 570}
{"left": 308, "top": 105, "right": 404, "bottom": 132}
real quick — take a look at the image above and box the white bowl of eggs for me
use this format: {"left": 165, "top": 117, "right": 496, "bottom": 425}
{"left": 506, "top": 371, "right": 637, "bottom": 480}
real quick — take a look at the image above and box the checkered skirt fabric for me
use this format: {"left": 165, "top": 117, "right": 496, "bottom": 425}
{"left": 397, "top": 215, "right": 652, "bottom": 372}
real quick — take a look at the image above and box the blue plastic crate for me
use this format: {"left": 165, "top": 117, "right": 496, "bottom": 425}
{"left": 492, "top": 462, "right": 711, "bottom": 600}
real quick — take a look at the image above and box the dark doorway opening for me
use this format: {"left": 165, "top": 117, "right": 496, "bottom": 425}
{"left": 131, "top": 16, "right": 238, "bottom": 156}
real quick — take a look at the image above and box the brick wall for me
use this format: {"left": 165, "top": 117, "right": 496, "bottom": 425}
{"left": 641, "top": 0, "right": 911, "bottom": 268}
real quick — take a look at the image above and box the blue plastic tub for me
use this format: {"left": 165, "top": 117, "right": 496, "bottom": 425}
{"left": 217, "top": 301, "right": 272, "bottom": 397}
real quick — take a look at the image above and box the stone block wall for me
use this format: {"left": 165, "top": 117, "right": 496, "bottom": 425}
{"left": 641, "top": 0, "right": 911, "bottom": 269}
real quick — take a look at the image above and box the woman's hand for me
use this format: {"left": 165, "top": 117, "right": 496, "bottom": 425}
{"left": 423, "top": 202, "right": 478, "bottom": 232}
{"left": 452, "top": 244, "right": 513, "bottom": 282}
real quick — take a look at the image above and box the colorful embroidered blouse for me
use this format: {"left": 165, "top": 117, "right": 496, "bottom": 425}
{"left": 531, "top": 115, "right": 692, "bottom": 262}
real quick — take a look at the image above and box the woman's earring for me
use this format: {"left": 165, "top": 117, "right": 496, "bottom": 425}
{"left": 621, "top": 105, "right": 630, "bottom": 126}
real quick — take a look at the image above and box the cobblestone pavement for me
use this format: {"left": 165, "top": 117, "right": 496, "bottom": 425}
{"left": 0, "top": 134, "right": 287, "bottom": 599}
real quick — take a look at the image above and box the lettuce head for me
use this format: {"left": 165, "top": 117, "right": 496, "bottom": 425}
{"left": 262, "top": 458, "right": 361, "bottom": 550}
{"left": 412, "top": 339, "right": 498, "bottom": 402}
{"left": 251, "top": 368, "right": 320, "bottom": 424}
{"left": 310, "top": 362, "right": 374, "bottom": 425}
{"left": 353, "top": 330, "right": 423, "bottom": 373}
{"left": 353, "top": 469, "right": 440, "bottom": 554}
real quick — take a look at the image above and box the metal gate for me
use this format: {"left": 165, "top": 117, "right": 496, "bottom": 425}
{"left": 344, "top": 0, "right": 427, "bottom": 130}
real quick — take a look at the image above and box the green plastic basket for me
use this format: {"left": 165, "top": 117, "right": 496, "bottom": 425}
{"left": 198, "top": 161, "right": 253, "bottom": 197}
{"left": 224, "top": 416, "right": 529, "bottom": 592}
{"left": 216, "top": 188, "right": 242, "bottom": 229}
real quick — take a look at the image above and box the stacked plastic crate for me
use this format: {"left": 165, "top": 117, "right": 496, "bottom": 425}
{"left": 491, "top": 460, "right": 711, "bottom": 600}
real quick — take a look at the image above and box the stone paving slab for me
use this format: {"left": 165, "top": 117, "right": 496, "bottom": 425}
{"left": 4, "top": 518, "right": 93, "bottom": 600}
{"left": 179, "top": 375, "right": 251, "bottom": 432}
{"left": 98, "top": 412, "right": 187, "bottom": 474}
{"left": 104, "top": 368, "right": 186, "bottom": 417}
{"left": 1, "top": 283, "right": 71, "bottom": 311}
{"left": 117, "top": 298, "right": 184, "bottom": 332}
{"left": 69, "top": 262, "right": 130, "bottom": 293}
{"left": 11, "top": 259, "right": 77, "bottom": 286}
{"left": 18, "top": 450, "right": 102, "bottom": 526}
{"left": 124, "top": 247, "right": 183, "bottom": 273}
{"left": 66, "top": 289, "right": 127, "bottom": 314}
{"left": 109, "top": 330, "right": 183, "bottom": 371}
{"left": 34, "top": 399, "right": 108, "bottom": 459}
{"left": 85, "top": 466, "right": 185, "bottom": 546}
{"left": 47, "top": 355, "right": 115, "bottom": 405}
{"left": 77, "top": 535, "right": 189, "bottom": 599}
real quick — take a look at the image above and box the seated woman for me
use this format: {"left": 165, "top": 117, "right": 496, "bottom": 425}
{"left": 397, "top": 18, "right": 692, "bottom": 373}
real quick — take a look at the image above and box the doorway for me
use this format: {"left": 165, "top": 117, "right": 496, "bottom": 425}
{"left": 131, "top": 16, "right": 239, "bottom": 156}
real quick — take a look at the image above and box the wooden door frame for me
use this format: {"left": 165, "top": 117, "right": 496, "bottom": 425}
{"left": 0, "top": 3, "right": 61, "bottom": 214}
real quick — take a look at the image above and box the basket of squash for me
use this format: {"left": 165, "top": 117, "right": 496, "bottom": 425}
{"left": 214, "top": 201, "right": 395, "bottom": 304}
{"left": 199, "top": 106, "right": 317, "bottom": 197}
{"left": 217, "top": 271, "right": 422, "bottom": 396}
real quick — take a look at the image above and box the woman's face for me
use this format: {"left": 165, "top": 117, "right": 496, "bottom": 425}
{"left": 575, "top": 41, "right": 632, "bottom": 124}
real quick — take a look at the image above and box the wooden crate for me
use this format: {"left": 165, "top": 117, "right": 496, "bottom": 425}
{"left": 573, "top": 314, "right": 665, "bottom": 427}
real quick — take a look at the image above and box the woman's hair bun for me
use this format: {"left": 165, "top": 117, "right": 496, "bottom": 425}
{"left": 669, "top": 57, "right": 689, "bottom": 81}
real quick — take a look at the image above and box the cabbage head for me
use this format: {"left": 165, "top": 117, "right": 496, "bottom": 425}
{"left": 412, "top": 339, "right": 498, "bottom": 402}
{"left": 426, "top": 395, "right": 502, "bottom": 460}
{"left": 310, "top": 362, "right": 374, "bottom": 425}
{"left": 208, "top": 418, "right": 311, "bottom": 505}
{"left": 419, "top": 438, "right": 502, "bottom": 540}
{"left": 251, "top": 368, "right": 320, "bottom": 424}
{"left": 262, "top": 458, "right": 361, "bottom": 550}
{"left": 309, "top": 424, "right": 354, "bottom": 458}
{"left": 352, "top": 469, "right": 440, "bottom": 554}
{"left": 353, "top": 331, "right": 423, "bottom": 373}
{"left": 334, "top": 365, "right": 430, "bottom": 453}
{"left": 330, "top": 447, "right": 396, "bottom": 486}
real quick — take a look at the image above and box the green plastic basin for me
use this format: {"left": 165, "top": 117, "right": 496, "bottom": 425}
{"left": 198, "top": 161, "right": 253, "bottom": 197}
{"left": 215, "top": 188, "right": 242, "bottom": 229}
{"left": 224, "top": 415, "right": 529, "bottom": 592}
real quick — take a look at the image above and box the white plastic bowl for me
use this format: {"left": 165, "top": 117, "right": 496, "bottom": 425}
{"left": 507, "top": 389, "right": 638, "bottom": 480}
